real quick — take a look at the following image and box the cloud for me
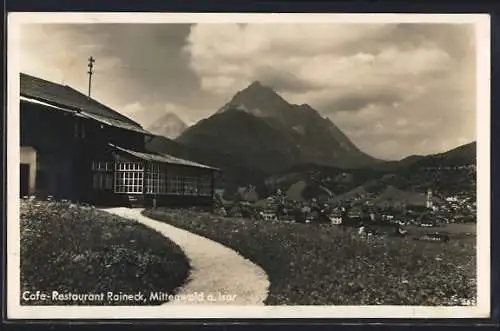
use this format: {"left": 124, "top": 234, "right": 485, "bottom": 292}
{"left": 122, "top": 102, "right": 144, "bottom": 115}
{"left": 184, "top": 23, "right": 476, "bottom": 159}
{"left": 19, "top": 22, "right": 477, "bottom": 160}
{"left": 185, "top": 23, "right": 459, "bottom": 97}
{"left": 322, "top": 88, "right": 403, "bottom": 112}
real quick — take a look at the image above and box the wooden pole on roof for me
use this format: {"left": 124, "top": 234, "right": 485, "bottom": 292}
{"left": 87, "top": 56, "right": 95, "bottom": 97}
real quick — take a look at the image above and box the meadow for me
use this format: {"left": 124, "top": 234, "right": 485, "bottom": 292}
{"left": 20, "top": 199, "right": 190, "bottom": 305}
{"left": 144, "top": 208, "right": 476, "bottom": 306}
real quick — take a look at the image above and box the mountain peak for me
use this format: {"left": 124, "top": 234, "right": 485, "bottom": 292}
{"left": 217, "top": 80, "right": 289, "bottom": 117}
{"left": 162, "top": 111, "right": 183, "bottom": 120}
{"left": 240, "top": 80, "right": 279, "bottom": 97}
{"left": 248, "top": 80, "right": 263, "bottom": 88}
{"left": 148, "top": 111, "right": 188, "bottom": 139}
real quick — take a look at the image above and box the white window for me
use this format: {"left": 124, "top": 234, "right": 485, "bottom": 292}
{"left": 114, "top": 162, "right": 144, "bottom": 194}
{"left": 198, "top": 175, "right": 212, "bottom": 196}
{"left": 184, "top": 176, "right": 199, "bottom": 196}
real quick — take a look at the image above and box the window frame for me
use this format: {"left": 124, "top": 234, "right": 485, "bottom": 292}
{"left": 114, "top": 162, "right": 145, "bottom": 194}
{"left": 91, "top": 161, "right": 113, "bottom": 190}
{"left": 145, "top": 162, "right": 167, "bottom": 195}
{"left": 166, "top": 173, "right": 183, "bottom": 195}
{"left": 198, "top": 174, "right": 212, "bottom": 196}
{"left": 183, "top": 176, "right": 199, "bottom": 196}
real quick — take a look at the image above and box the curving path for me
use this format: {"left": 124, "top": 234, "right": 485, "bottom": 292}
{"left": 104, "top": 207, "right": 270, "bottom": 306}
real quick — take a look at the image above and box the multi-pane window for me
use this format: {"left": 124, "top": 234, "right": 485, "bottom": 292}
{"left": 114, "top": 162, "right": 144, "bottom": 194}
{"left": 92, "top": 161, "right": 113, "bottom": 190}
{"left": 92, "top": 161, "right": 113, "bottom": 171}
{"left": 145, "top": 163, "right": 167, "bottom": 195}
{"left": 184, "top": 176, "right": 199, "bottom": 196}
{"left": 198, "top": 175, "right": 212, "bottom": 196}
{"left": 158, "top": 172, "right": 166, "bottom": 194}
{"left": 166, "top": 174, "right": 183, "bottom": 195}
{"left": 90, "top": 159, "right": 214, "bottom": 197}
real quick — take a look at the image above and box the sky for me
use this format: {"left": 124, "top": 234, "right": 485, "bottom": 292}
{"left": 18, "top": 22, "right": 477, "bottom": 160}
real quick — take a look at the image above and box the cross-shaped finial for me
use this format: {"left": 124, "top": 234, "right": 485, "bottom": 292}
{"left": 87, "top": 56, "right": 95, "bottom": 97}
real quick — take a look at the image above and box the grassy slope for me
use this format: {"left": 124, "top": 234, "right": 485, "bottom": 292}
{"left": 21, "top": 199, "right": 190, "bottom": 305}
{"left": 144, "top": 208, "right": 476, "bottom": 306}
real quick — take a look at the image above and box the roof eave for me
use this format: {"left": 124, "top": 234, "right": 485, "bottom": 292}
{"left": 155, "top": 152, "right": 221, "bottom": 171}
{"left": 21, "top": 95, "right": 152, "bottom": 135}
{"left": 109, "top": 143, "right": 222, "bottom": 172}
{"left": 21, "top": 93, "right": 83, "bottom": 113}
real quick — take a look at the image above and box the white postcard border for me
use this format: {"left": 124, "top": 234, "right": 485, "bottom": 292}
{"left": 6, "top": 12, "right": 491, "bottom": 319}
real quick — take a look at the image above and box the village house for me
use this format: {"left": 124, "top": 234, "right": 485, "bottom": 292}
{"left": 19, "top": 73, "right": 220, "bottom": 207}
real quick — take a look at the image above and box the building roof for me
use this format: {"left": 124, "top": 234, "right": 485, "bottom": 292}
{"left": 109, "top": 143, "right": 220, "bottom": 171}
{"left": 20, "top": 95, "right": 152, "bottom": 135}
{"left": 20, "top": 73, "right": 151, "bottom": 135}
{"left": 77, "top": 111, "right": 153, "bottom": 135}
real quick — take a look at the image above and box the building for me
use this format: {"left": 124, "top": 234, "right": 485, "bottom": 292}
{"left": 19, "top": 73, "right": 220, "bottom": 207}
{"left": 426, "top": 188, "right": 433, "bottom": 209}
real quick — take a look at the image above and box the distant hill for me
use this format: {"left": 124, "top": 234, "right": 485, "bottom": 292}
{"left": 176, "top": 81, "right": 379, "bottom": 172}
{"left": 286, "top": 180, "right": 308, "bottom": 201}
{"left": 409, "top": 141, "right": 476, "bottom": 168}
{"left": 371, "top": 141, "right": 476, "bottom": 172}
{"left": 266, "top": 141, "right": 477, "bottom": 202}
{"left": 373, "top": 185, "right": 443, "bottom": 207}
{"left": 265, "top": 162, "right": 382, "bottom": 198}
{"left": 332, "top": 141, "right": 476, "bottom": 203}
{"left": 380, "top": 186, "right": 441, "bottom": 207}
{"left": 148, "top": 112, "right": 187, "bottom": 139}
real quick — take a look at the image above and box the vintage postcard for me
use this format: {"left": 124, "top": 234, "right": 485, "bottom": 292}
{"left": 6, "top": 12, "right": 491, "bottom": 319}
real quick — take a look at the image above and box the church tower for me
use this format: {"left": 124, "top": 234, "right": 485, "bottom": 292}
{"left": 426, "top": 188, "right": 433, "bottom": 209}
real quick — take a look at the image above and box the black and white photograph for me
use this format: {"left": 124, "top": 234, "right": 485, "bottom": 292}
{"left": 6, "top": 13, "right": 490, "bottom": 319}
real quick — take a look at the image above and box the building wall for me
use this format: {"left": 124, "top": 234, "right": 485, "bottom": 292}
{"left": 20, "top": 101, "right": 111, "bottom": 201}
{"left": 36, "top": 151, "right": 74, "bottom": 199}
{"left": 89, "top": 154, "right": 216, "bottom": 207}
{"left": 21, "top": 102, "right": 77, "bottom": 199}
{"left": 144, "top": 194, "right": 214, "bottom": 208}
{"left": 20, "top": 146, "right": 37, "bottom": 195}
{"left": 20, "top": 100, "right": 216, "bottom": 207}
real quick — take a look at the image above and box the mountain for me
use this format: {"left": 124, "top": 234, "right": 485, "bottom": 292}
{"left": 409, "top": 141, "right": 476, "bottom": 168}
{"left": 266, "top": 141, "right": 477, "bottom": 201}
{"left": 369, "top": 141, "right": 476, "bottom": 172}
{"left": 147, "top": 80, "right": 476, "bottom": 201}
{"left": 176, "top": 110, "right": 302, "bottom": 173}
{"left": 147, "top": 112, "right": 187, "bottom": 139}
{"left": 177, "top": 81, "right": 379, "bottom": 172}
{"left": 332, "top": 141, "right": 477, "bottom": 202}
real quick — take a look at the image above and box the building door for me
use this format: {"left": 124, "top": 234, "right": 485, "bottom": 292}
{"left": 20, "top": 163, "right": 30, "bottom": 197}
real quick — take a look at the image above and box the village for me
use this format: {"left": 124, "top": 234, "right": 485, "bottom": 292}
{"left": 212, "top": 185, "right": 477, "bottom": 241}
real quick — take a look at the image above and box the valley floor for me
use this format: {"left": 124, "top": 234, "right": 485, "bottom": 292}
{"left": 144, "top": 208, "right": 477, "bottom": 306}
